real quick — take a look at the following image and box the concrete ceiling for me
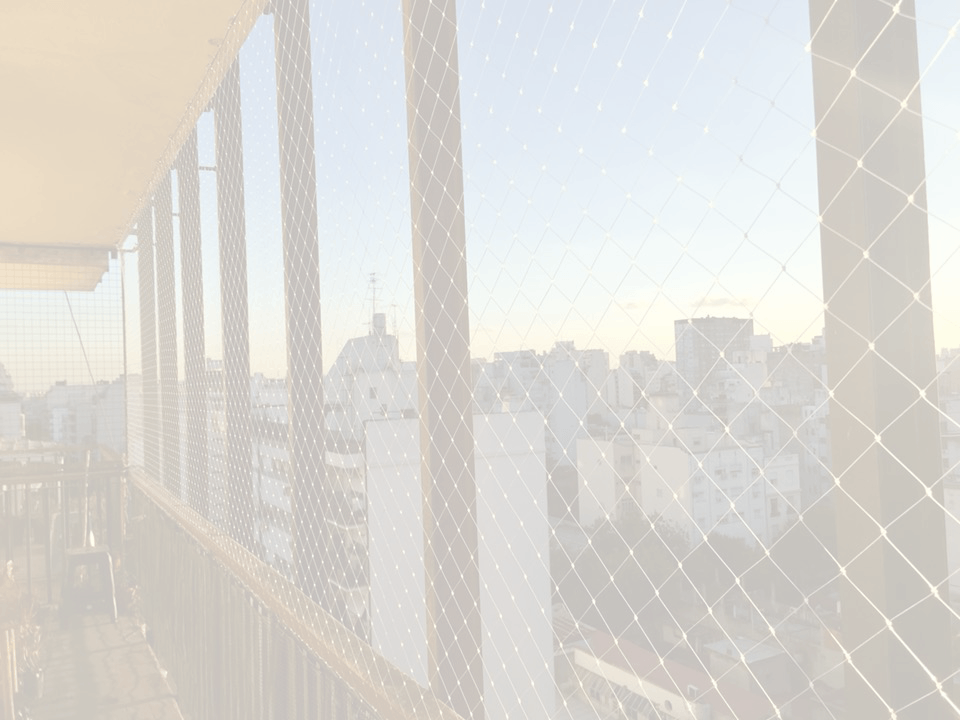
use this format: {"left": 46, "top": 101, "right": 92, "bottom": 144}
{"left": 0, "top": 0, "right": 266, "bottom": 290}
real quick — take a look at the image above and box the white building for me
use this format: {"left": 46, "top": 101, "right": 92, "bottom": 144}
{"left": 366, "top": 411, "right": 555, "bottom": 720}
{"left": 0, "top": 395, "right": 22, "bottom": 441}
{"left": 474, "top": 342, "right": 612, "bottom": 468}
{"left": 39, "top": 378, "right": 125, "bottom": 454}
{"left": 637, "top": 426, "right": 800, "bottom": 546}
{"left": 0, "top": 362, "right": 23, "bottom": 441}
{"left": 576, "top": 434, "right": 637, "bottom": 527}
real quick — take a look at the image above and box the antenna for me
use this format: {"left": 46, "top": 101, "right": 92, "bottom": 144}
{"left": 369, "top": 272, "right": 378, "bottom": 319}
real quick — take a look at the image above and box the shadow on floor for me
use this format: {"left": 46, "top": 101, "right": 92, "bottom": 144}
{"left": 25, "top": 611, "right": 182, "bottom": 720}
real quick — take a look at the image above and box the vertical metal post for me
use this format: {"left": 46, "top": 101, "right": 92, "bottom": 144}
{"left": 24, "top": 486, "right": 31, "bottom": 598}
{"left": 138, "top": 207, "right": 161, "bottom": 481}
{"left": 44, "top": 485, "right": 51, "bottom": 603}
{"left": 4, "top": 487, "right": 9, "bottom": 563}
{"left": 401, "top": 1, "right": 483, "bottom": 717}
{"left": 214, "top": 59, "right": 254, "bottom": 552}
{"left": 155, "top": 173, "right": 181, "bottom": 498}
{"left": 809, "top": 1, "right": 954, "bottom": 717}
{"left": 178, "top": 128, "right": 209, "bottom": 517}
{"left": 273, "top": 0, "right": 328, "bottom": 607}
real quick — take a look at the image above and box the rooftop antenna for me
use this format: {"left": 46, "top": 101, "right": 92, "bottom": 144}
{"left": 368, "top": 272, "right": 378, "bottom": 335}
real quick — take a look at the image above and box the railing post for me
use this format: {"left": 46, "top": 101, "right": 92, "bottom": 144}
{"left": 273, "top": 0, "right": 329, "bottom": 609}
{"left": 155, "top": 172, "right": 181, "bottom": 498}
{"left": 809, "top": 0, "right": 954, "bottom": 717}
{"left": 177, "top": 128, "right": 209, "bottom": 517}
{"left": 401, "top": 0, "right": 484, "bottom": 717}
{"left": 137, "top": 207, "right": 161, "bottom": 481}
{"left": 43, "top": 485, "right": 51, "bottom": 604}
{"left": 24, "top": 485, "right": 31, "bottom": 598}
{"left": 214, "top": 59, "right": 255, "bottom": 552}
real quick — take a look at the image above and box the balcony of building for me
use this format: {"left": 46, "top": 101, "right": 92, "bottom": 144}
{"left": 2, "top": 1, "right": 960, "bottom": 719}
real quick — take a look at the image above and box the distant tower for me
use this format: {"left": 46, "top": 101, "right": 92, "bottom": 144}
{"left": 369, "top": 272, "right": 378, "bottom": 333}
{"left": 674, "top": 316, "right": 753, "bottom": 401}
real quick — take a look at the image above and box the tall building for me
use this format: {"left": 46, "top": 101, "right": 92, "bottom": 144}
{"left": 366, "top": 411, "right": 555, "bottom": 720}
{"left": 674, "top": 317, "right": 754, "bottom": 404}
{"left": 474, "top": 341, "right": 612, "bottom": 468}
{"left": 636, "top": 425, "right": 801, "bottom": 547}
{"left": 0, "top": 362, "right": 22, "bottom": 441}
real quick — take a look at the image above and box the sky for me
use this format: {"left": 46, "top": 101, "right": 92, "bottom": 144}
{"left": 3, "top": 0, "right": 960, "bottom": 393}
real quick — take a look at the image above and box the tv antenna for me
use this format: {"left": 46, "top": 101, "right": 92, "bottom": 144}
{"left": 369, "top": 272, "right": 378, "bottom": 318}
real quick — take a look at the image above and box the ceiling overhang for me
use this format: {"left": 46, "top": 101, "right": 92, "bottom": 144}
{"left": 0, "top": 0, "right": 268, "bottom": 291}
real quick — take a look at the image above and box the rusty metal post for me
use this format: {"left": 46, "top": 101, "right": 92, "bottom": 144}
{"left": 155, "top": 173, "right": 181, "bottom": 497}
{"left": 138, "top": 207, "right": 161, "bottom": 482}
{"left": 809, "top": 1, "right": 954, "bottom": 717}
{"left": 214, "top": 60, "right": 255, "bottom": 552}
{"left": 401, "top": 0, "right": 484, "bottom": 716}
{"left": 273, "top": 0, "right": 329, "bottom": 608}
{"left": 177, "top": 128, "right": 209, "bottom": 517}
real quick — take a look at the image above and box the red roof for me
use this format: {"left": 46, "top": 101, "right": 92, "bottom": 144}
{"left": 582, "top": 631, "right": 777, "bottom": 720}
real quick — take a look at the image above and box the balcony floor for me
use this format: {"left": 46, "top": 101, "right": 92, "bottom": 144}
{"left": 29, "top": 612, "right": 182, "bottom": 720}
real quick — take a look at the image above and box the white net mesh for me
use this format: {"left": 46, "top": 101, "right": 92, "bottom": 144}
{"left": 5, "top": 0, "right": 960, "bottom": 718}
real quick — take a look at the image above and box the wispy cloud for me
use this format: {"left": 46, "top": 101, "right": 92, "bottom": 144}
{"left": 690, "top": 295, "right": 756, "bottom": 308}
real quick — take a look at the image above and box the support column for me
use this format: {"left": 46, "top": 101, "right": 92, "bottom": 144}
{"left": 178, "top": 128, "right": 209, "bottom": 517}
{"left": 809, "top": 1, "right": 954, "bottom": 717}
{"left": 401, "top": 1, "right": 483, "bottom": 717}
{"left": 273, "top": 0, "right": 328, "bottom": 607}
{"left": 155, "top": 173, "right": 181, "bottom": 498}
{"left": 137, "top": 207, "right": 160, "bottom": 482}
{"left": 215, "top": 60, "right": 254, "bottom": 552}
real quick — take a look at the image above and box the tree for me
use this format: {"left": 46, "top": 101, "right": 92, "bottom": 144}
{"left": 550, "top": 513, "right": 689, "bottom": 634}
{"left": 770, "top": 503, "right": 839, "bottom": 597}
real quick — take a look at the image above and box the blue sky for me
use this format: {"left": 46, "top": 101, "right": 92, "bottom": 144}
{"left": 4, "top": 0, "right": 960, "bottom": 392}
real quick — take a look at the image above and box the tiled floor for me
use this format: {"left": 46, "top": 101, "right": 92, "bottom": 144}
{"left": 26, "top": 611, "right": 183, "bottom": 720}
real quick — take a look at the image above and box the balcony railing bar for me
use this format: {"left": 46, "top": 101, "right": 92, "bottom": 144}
{"left": 129, "top": 468, "right": 457, "bottom": 720}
